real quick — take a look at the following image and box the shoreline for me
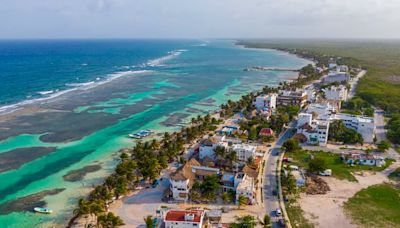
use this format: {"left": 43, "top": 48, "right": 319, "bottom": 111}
{"left": 68, "top": 45, "right": 314, "bottom": 227}
{"left": 0, "top": 41, "right": 311, "bottom": 227}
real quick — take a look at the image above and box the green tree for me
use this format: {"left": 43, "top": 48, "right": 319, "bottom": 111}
{"left": 201, "top": 175, "right": 220, "bottom": 201}
{"left": 282, "top": 138, "right": 301, "bottom": 153}
{"left": 143, "top": 215, "right": 154, "bottom": 228}
{"left": 97, "top": 212, "right": 125, "bottom": 228}
{"left": 259, "top": 214, "right": 271, "bottom": 228}
{"left": 308, "top": 157, "right": 327, "bottom": 173}
{"left": 377, "top": 140, "right": 391, "bottom": 152}
{"left": 231, "top": 215, "right": 257, "bottom": 228}
{"left": 237, "top": 194, "right": 248, "bottom": 209}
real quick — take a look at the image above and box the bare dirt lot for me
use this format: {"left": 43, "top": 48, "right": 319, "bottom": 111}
{"left": 299, "top": 171, "right": 390, "bottom": 228}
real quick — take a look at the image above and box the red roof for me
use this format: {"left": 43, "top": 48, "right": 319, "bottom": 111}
{"left": 165, "top": 210, "right": 204, "bottom": 223}
{"left": 259, "top": 128, "right": 274, "bottom": 136}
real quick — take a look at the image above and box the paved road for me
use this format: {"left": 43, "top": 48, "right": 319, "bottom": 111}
{"left": 374, "top": 108, "right": 400, "bottom": 160}
{"left": 348, "top": 70, "right": 366, "bottom": 99}
{"left": 263, "top": 121, "right": 296, "bottom": 226}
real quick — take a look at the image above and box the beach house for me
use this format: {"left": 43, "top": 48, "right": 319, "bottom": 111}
{"left": 163, "top": 209, "right": 206, "bottom": 228}
{"left": 277, "top": 90, "right": 308, "bottom": 107}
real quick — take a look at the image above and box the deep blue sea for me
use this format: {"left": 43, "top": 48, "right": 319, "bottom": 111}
{"left": 0, "top": 39, "right": 311, "bottom": 227}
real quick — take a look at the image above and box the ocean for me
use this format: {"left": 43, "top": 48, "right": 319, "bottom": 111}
{"left": 0, "top": 39, "right": 311, "bottom": 227}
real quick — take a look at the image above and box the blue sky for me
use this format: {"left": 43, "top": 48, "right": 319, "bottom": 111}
{"left": 1, "top": 0, "right": 399, "bottom": 39}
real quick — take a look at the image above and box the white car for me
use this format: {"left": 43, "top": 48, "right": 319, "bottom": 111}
{"left": 276, "top": 208, "right": 282, "bottom": 216}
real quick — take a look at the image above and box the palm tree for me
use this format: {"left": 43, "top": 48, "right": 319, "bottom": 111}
{"left": 73, "top": 199, "right": 90, "bottom": 227}
{"left": 237, "top": 194, "right": 248, "bottom": 209}
{"left": 143, "top": 215, "right": 154, "bottom": 228}
{"left": 97, "top": 212, "right": 125, "bottom": 228}
{"left": 214, "top": 145, "right": 226, "bottom": 159}
{"left": 231, "top": 215, "right": 257, "bottom": 228}
{"left": 259, "top": 214, "right": 271, "bottom": 228}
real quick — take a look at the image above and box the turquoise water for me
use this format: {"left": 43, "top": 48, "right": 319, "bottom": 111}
{"left": 0, "top": 40, "right": 311, "bottom": 227}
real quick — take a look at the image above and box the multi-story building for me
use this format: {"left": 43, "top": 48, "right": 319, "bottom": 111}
{"left": 164, "top": 210, "right": 206, "bottom": 228}
{"left": 322, "top": 72, "right": 350, "bottom": 84}
{"left": 277, "top": 90, "right": 308, "bottom": 107}
{"left": 234, "top": 173, "right": 255, "bottom": 204}
{"left": 331, "top": 113, "right": 375, "bottom": 143}
{"left": 232, "top": 144, "right": 256, "bottom": 163}
{"left": 169, "top": 158, "right": 220, "bottom": 201}
{"left": 323, "top": 85, "right": 348, "bottom": 102}
{"left": 296, "top": 119, "right": 330, "bottom": 146}
{"left": 198, "top": 137, "right": 228, "bottom": 160}
{"left": 306, "top": 102, "right": 335, "bottom": 120}
{"left": 254, "top": 93, "right": 277, "bottom": 110}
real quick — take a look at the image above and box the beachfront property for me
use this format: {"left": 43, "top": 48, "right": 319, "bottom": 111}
{"left": 163, "top": 209, "right": 206, "bottom": 228}
{"left": 343, "top": 153, "right": 386, "bottom": 167}
{"left": 331, "top": 113, "right": 375, "bottom": 143}
{"left": 277, "top": 89, "right": 308, "bottom": 107}
{"left": 323, "top": 85, "right": 348, "bottom": 102}
{"left": 234, "top": 173, "right": 256, "bottom": 204}
{"left": 304, "top": 84, "right": 317, "bottom": 102}
{"left": 254, "top": 93, "right": 277, "bottom": 110}
{"left": 169, "top": 158, "right": 220, "bottom": 201}
{"left": 198, "top": 137, "right": 229, "bottom": 160}
{"left": 296, "top": 113, "right": 330, "bottom": 146}
{"left": 321, "top": 72, "right": 350, "bottom": 84}
{"left": 232, "top": 144, "right": 257, "bottom": 163}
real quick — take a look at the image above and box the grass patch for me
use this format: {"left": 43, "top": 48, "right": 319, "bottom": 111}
{"left": 286, "top": 201, "right": 314, "bottom": 228}
{"left": 288, "top": 150, "right": 393, "bottom": 182}
{"left": 389, "top": 168, "right": 400, "bottom": 182}
{"left": 343, "top": 184, "right": 400, "bottom": 227}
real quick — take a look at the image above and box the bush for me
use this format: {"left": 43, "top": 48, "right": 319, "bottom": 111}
{"left": 282, "top": 138, "right": 301, "bottom": 153}
{"left": 308, "top": 157, "right": 327, "bottom": 173}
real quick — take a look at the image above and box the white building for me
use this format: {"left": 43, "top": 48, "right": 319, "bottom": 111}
{"left": 277, "top": 90, "right": 308, "bottom": 107}
{"left": 304, "top": 85, "right": 317, "bottom": 102}
{"left": 297, "top": 113, "right": 313, "bottom": 128}
{"left": 198, "top": 137, "right": 228, "bottom": 160}
{"left": 232, "top": 144, "right": 257, "bottom": 163}
{"left": 323, "top": 85, "right": 348, "bottom": 102}
{"left": 331, "top": 113, "right": 375, "bottom": 143}
{"left": 322, "top": 72, "right": 350, "bottom": 84}
{"left": 306, "top": 103, "right": 335, "bottom": 120}
{"left": 169, "top": 159, "right": 200, "bottom": 201}
{"left": 297, "top": 119, "right": 330, "bottom": 146}
{"left": 164, "top": 210, "right": 205, "bottom": 228}
{"left": 337, "top": 65, "right": 349, "bottom": 73}
{"left": 234, "top": 173, "right": 255, "bottom": 204}
{"left": 254, "top": 93, "right": 277, "bottom": 110}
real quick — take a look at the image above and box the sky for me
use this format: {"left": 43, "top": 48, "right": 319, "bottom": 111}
{"left": 1, "top": 0, "right": 400, "bottom": 39}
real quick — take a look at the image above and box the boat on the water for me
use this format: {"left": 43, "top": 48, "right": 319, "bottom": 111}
{"left": 34, "top": 207, "right": 53, "bottom": 214}
{"left": 128, "top": 129, "right": 153, "bottom": 139}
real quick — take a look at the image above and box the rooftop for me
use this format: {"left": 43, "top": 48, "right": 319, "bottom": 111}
{"left": 165, "top": 210, "right": 204, "bottom": 223}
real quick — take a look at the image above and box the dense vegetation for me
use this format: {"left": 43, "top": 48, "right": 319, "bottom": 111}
{"left": 239, "top": 40, "right": 400, "bottom": 145}
{"left": 328, "top": 120, "right": 364, "bottom": 145}
{"left": 344, "top": 184, "right": 400, "bottom": 227}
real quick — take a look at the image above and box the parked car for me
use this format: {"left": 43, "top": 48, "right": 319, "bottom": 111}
{"left": 272, "top": 190, "right": 277, "bottom": 196}
{"left": 276, "top": 208, "right": 282, "bottom": 216}
{"left": 319, "top": 169, "right": 332, "bottom": 176}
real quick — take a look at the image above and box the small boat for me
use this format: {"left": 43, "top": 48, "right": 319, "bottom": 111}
{"left": 128, "top": 129, "right": 153, "bottom": 139}
{"left": 34, "top": 207, "right": 53, "bottom": 214}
